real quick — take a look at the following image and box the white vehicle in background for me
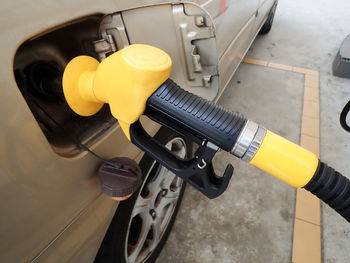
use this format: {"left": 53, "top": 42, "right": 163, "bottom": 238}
{"left": 0, "top": 0, "right": 277, "bottom": 262}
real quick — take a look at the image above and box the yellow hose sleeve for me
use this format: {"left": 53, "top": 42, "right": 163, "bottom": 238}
{"left": 249, "top": 130, "right": 319, "bottom": 188}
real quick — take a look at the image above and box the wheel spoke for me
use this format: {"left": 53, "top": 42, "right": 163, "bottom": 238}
{"left": 131, "top": 196, "right": 150, "bottom": 218}
{"left": 136, "top": 244, "right": 152, "bottom": 263}
{"left": 128, "top": 214, "right": 152, "bottom": 263}
{"left": 165, "top": 139, "right": 186, "bottom": 159}
{"left": 155, "top": 190, "right": 179, "bottom": 215}
{"left": 161, "top": 171, "right": 177, "bottom": 189}
{"left": 165, "top": 189, "right": 180, "bottom": 200}
{"left": 149, "top": 218, "right": 162, "bottom": 251}
{"left": 147, "top": 166, "right": 167, "bottom": 193}
{"left": 160, "top": 203, "right": 175, "bottom": 230}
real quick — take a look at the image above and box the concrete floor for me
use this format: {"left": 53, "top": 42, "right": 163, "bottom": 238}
{"left": 157, "top": 0, "right": 350, "bottom": 262}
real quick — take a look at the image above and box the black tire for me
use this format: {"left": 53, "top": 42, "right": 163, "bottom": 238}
{"left": 259, "top": 0, "right": 278, "bottom": 34}
{"left": 95, "top": 127, "right": 192, "bottom": 263}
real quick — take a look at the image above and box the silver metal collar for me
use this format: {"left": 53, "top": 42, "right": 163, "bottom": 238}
{"left": 242, "top": 125, "right": 266, "bottom": 162}
{"left": 231, "top": 120, "right": 266, "bottom": 162}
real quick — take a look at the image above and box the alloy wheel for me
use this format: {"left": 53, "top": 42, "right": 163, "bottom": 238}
{"left": 125, "top": 137, "right": 187, "bottom": 263}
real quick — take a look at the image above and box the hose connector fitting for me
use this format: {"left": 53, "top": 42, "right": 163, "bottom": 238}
{"left": 231, "top": 120, "right": 266, "bottom": 162}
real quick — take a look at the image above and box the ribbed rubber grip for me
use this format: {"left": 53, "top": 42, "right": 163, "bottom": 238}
{"left": 146, "top": 79, "right": 246, "bottom": 151}
{"left": 304, "top": 161, "right": 350, "bottom": 222}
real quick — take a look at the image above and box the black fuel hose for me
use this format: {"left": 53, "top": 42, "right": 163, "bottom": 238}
{"left": 340, "top": 100, "right": 350, "bottom": 133}
{"left": 305, "top": 162, "right": 350, "bottom": 222}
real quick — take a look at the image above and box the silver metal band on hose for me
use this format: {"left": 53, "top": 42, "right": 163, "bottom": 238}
{"left": 242, "top": 125, "right": 266, "bottom": 162}
{"left": 231, "top": 120, "right": 267, "bottom": 162}
{"left": 231, "top": 121, "right": 259, "bottom": 158}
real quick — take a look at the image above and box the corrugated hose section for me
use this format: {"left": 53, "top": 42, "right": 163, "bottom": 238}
{"left": 304, "top": 161, "right": 350, "bottom": 222}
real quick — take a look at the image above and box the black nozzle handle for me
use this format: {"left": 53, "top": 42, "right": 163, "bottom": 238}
{"left": 128, "top": 78, "right": 245, "bottom": 198}
{"left": 304, "top": 161, "right": 350, "bottom": 222}
{"left": 146, "top": 79, "right": 246, "bottom": 152}
{"left": 129, "top": 120, "right": 233, "bottom": 199}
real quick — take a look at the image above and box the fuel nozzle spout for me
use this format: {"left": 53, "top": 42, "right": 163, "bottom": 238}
{"left": 62, "top": 44, "right": 350, "bottom": 222}
{"left": 235, "top": 122, "right": 350, "bottom": 222}
{"left": 232, "top": 122, "right": 318, "bottom": 188}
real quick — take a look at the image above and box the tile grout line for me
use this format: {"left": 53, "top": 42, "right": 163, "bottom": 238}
{"left": 295, "top": 217, "right": 321, "bottom": 227}
{"left": 243, "top": 58, "right": 321, "bottom": 263}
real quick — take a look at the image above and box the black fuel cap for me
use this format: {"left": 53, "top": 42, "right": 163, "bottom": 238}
{"left": 98, "top": 157, "right": 142, "bottom": 200}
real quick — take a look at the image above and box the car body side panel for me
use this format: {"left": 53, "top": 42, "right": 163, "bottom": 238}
{"left": 183, "top": 0, "right": 259, "bottom": 58}
{"left": 31, "top": 195, "right": 117, "bottom": 263}
{"left": 212, "top": 0, "right": 260, "bottom": 59}
{"left": 255, "top": 0, "right": 275, "bottom": 33}
{"left": 186, "top": 0, "right": 261, "bottom": 98}
{"left": 0, "top": 1, "right": 169, "bottom": 262}
{"left": 216, "top": 0, "right": 275, "bottom": 98}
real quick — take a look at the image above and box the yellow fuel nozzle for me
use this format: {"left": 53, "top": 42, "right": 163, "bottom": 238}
{"left": 62, "top": 44, "right": 350, "bottom": 222}
{"left": 62, "top": 44, "right": 172, "bottom": 140}
{"left": 249, "top": 130, "right": 319, "bottom": 188}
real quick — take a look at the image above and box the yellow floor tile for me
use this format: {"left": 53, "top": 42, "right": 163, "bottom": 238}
{"left": 300, "top": 134, "right": 320, "bottom": 156}
{"left": 267, "top": 62, "right": 293, "bottom": 71}
{"left": 303, "top": 101, "right": 320, "bottom": 118}
{"left": 293, "top": 66, "right": 319, "bottom": 76}
{"left": 304, "top": 86, "right": 319, "bottom": 102}
{"left": 243, "top": 58, "right": 268, "bottom": 66}
{"left": 301, "top": 116, "right": 320, "bottom": 138}
{"left": 292, "top": 219, "right": 321, "bottom": 263}
{"left": 244, "top": 60, "right": 323, "bottom": 263}
{"left": 295, "top": 189, "right": 321, "bottom": 225}
{"left": 304, "top": 75, "right": 319, "bottom": 89}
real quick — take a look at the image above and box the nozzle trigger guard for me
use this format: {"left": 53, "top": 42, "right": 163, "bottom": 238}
{"left": 130, "top": 120, "right": 233, "bottom": 199}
